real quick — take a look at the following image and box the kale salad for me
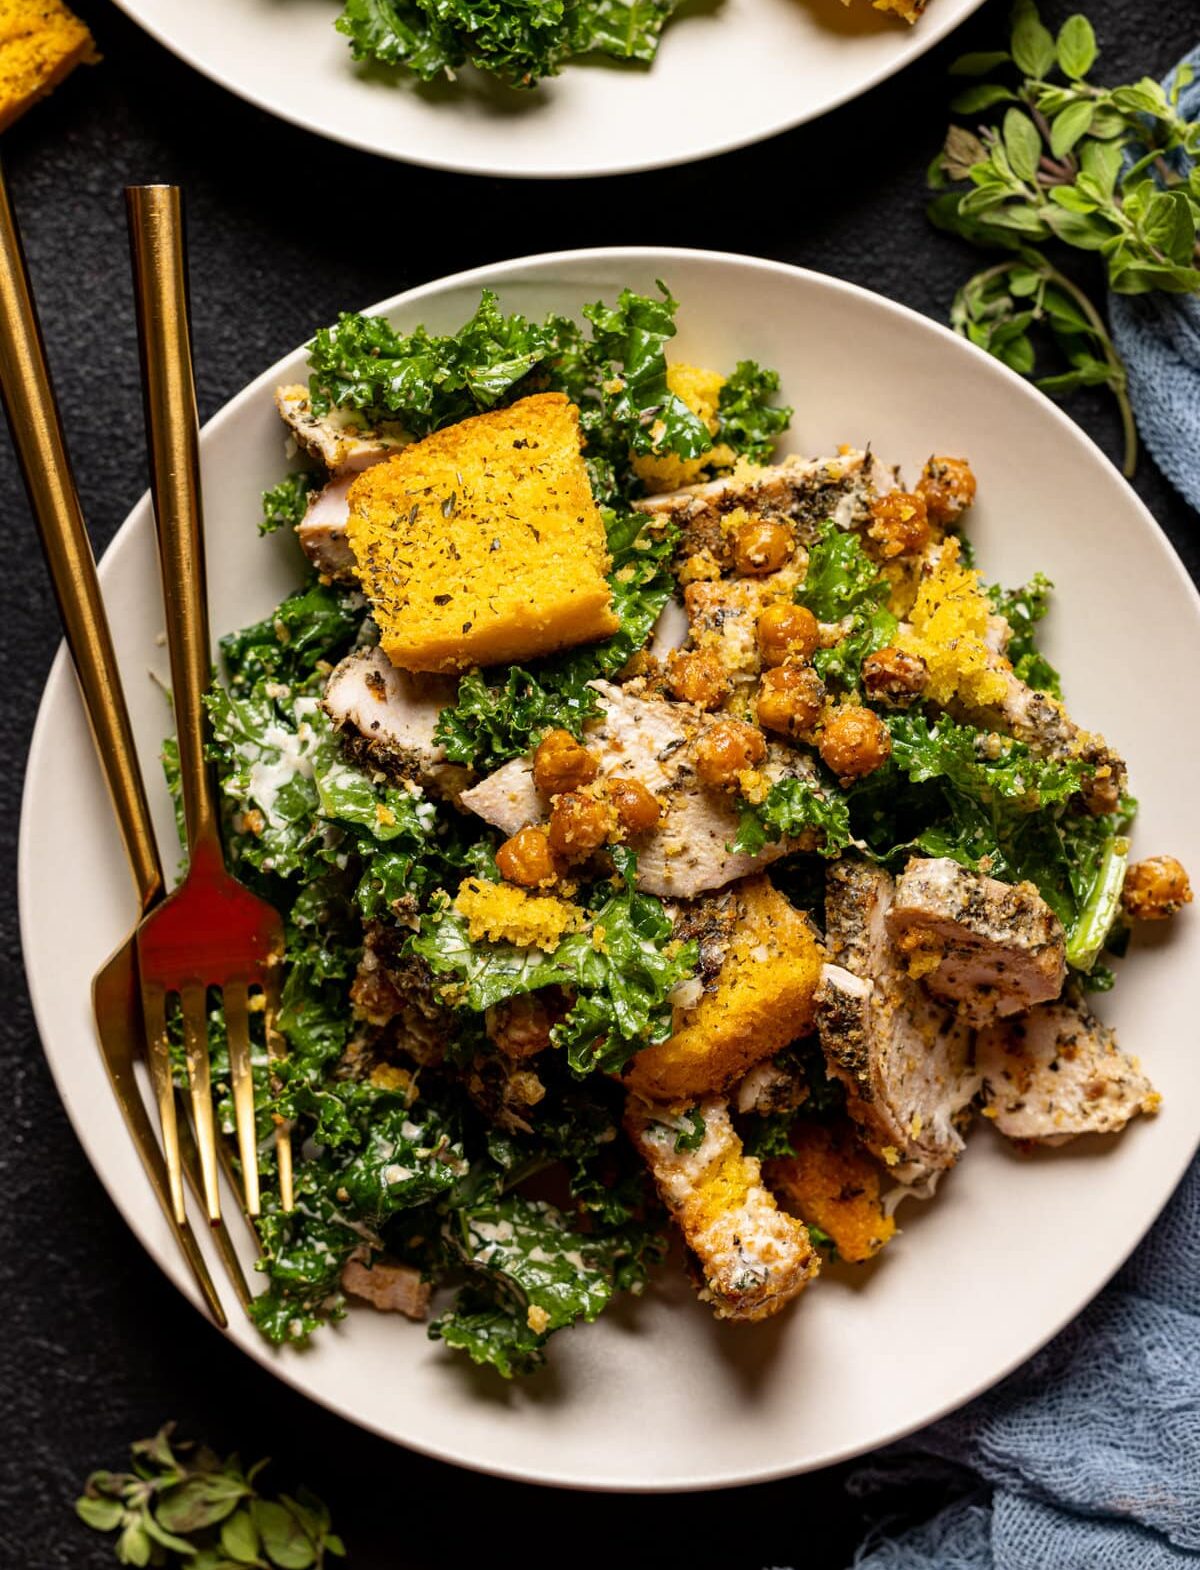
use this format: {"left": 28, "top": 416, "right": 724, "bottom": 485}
{"left": 183, "top": 281, "right": 1189, "bottom": 1377}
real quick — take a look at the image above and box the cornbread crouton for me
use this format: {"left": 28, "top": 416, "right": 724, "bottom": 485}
{"left": 976, "top": 994, "right": 1160, "bottom": 1145}
{"left": 347, "top": 393, "right": 619, "bottom": 674}
{"left": 275, "top": 385, "right": 410, "bottom": 474}
{"left": 0, "top": 0, "right": 96, "bottom": 132}
{"left": 627, "top": 1095, "right": 818, "bottom": 1321}
{"left": 838, "top": 0, "right": 926, "bottom": 21}
{"left": 625, "top": 876, "right": 823, "bottom": 1102}
{"left": 765, "top": 1121, "right": 896, "bottom": 1263}
{"left": 453, "top": 878, "right": 584, "bottom": 952}
{"left": 895, "top": 539, "right": 1010, "bottom": 711}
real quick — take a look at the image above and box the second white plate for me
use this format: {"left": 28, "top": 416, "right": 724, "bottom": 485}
{"left": 113, "top": 0, "right": 985, "bottom": 177}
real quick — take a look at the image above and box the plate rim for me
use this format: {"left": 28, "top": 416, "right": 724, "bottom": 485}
{"left": 20, "top": 245, "right": 1200, "bottom": 1491}
{"left": 107, "top": 0, "right": 988, "bottom": 179}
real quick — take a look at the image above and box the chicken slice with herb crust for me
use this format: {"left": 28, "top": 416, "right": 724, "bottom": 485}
{"left": 635, "top": 449, "right": 895, "bottom": 573}
{"left": 341, "top": 1255, "right": 431, "bottom": 1320}
{"left": 297, "top": 474, "right": 358, "bottom": 580}
{"left": 817, "top": 860, "right": 978, "bottom": 1186}
{"left": 626, "top": 1095, "right": 819, "bottom": 1321}
{"left": 459, "top": 679, "right": 824, "bottom": 897}
{"left": 976, "top": 993, "right": 1160, "bottom": 1145}
{"left": 887, "top": 857, "right": 1067, "bottom": 1027}
{"left": 324, "top": 646, "right": 471, "bottom": 797}
{"left": 275, "top": 385, "right": 410, "bottom": 474}
{"left": 682, "top": 566, "right": 804, "bottom": 684}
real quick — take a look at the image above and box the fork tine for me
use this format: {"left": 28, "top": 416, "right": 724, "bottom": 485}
{"left": 262, "top": 980, "right": 294, "bottom": 1212}
{"left": 180, "top": 981, "right": 221, "bottom": 1223}
{"left": 223, "top": 980, "right": 261, "bottom": 1217}
{"left": 175, "top": 1095, "right": 253, "bottom": 1312}
{"left": 142, "top": 981, "right": 186, "bottom": 1224}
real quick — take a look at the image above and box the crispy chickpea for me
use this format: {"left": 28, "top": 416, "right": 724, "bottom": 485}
{"left": 547, "top": 791, "right": 615, "bottom": 864}
{"left": 867, "top": 492, "right": 931, "bottom": 560}
{"left": 485, "top": 993, "right": 561, "bottom": 1060}
{"left": 756, "top": 602, "right": 821, "bottom": 667}
{"left": 495, "top": 826, "right": 560, "bottom": 888}
{"left": 1122, "top": 856, "right": 1193, "bottom": 921}
{"left": 666, "top": 649, "right": 729, "bottom": 710}
{"left": 916, "top": 456, "right": 977, "bottom": 527}
{"left": 732, "top": 518, "right": 793, "bottom": 576}
{"left": 532, "top": 728, "right": 598, "bottom": 796}
{"left": 819, "top": 706, "right": 892, "bottom": 783}
{"left": 756, "top": 664, "right": 826, "bottom": 739}
{"left": 606, "top": 778, "right": 662, "bottom": 840}
{"left": 862, "top": 646, "right": 929, "bottom": 707}
{"left": 693, "top": 719, "right": 768, "bottom": 788}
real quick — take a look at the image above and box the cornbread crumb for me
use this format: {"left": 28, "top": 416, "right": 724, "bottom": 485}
{"left": 454, "top": 877, "right": 584, "bottom": 953}
{"left": 0, "top": 0, "right": 96, "bottom": 132}
{"left": 626, "top": 876, "right": 823, "bottom": 1101}
{"left": 765, "top": 1121, "right": 897, "bottom": 1264}
{"left": 347, "top": 393, "right": 618, "bottom": 673}
{"left": 632, "top": 364, "right": 734, "bottom": 494}
{"left": 896, "top": 537, "right": 1008, "bottom": 710}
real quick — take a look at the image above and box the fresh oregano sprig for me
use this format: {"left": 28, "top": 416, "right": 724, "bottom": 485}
{"left": 76, "top": 1424, "right": 346, "bottom": 1568}
{"left": 929, "top": 0, "right": 1200, "bottom": 475}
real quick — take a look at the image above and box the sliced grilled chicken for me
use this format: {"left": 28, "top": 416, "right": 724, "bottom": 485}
{"left": 635, "top": 449, "right": 895, "bottom": 570}
{"left": 683, "top": 565, "right": 804, "bottom": 682}
{"left": 341, "top": 1256, "right": 431, "bottom": 1320}
{"left": 626, "top": 1095, "right": 819, "bottom": 1322}
{"left": 297, "top": 474, "right": 357, "bottom": 580}
{"left": 817, "top": 860, "right": 977, "bottom": 1185}
{"left": 275, "top": 384, "right": 410, "bottom": 474}
{"left": 459, "top": 679, "right": 821, "bottom": 897}
{"left": 888, "top": 857, "right": 1066, "bottom": 1026}
{"left": 324, "top": 646, "right": 470, "bottom": 796}
{"left": 976, "top": 994, "right": 1160, "bottom": 1144}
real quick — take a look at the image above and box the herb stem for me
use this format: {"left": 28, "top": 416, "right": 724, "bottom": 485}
{"left": 1039, "top": 261, "right": 1138, "bottom": 477}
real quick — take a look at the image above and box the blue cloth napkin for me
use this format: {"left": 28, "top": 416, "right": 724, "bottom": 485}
{"left": 1107, "top": 46, "right": 1200, "bottom": 514}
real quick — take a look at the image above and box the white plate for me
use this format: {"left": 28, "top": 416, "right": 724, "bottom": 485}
{"left": 111, "top": 0, "right": 985, "bottom": 178}
{"left": 20, "top": 249, "right": 1200, "bottom": 1491}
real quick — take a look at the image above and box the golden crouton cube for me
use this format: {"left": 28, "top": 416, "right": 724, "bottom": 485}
{"left": 765, "top": 1120, "right": 896, "bottom": 1264}
{"left": 346, "top": 393, "right": 618, "bottom": 674}
{"left": 626, "top": 1095, "right": 818, "bottom": 1322}
{"left": 625, "top": 876, "right": 823, "bottom": 1103}
{"left": 0, "top": 0, "right": 96, "bottom": 132}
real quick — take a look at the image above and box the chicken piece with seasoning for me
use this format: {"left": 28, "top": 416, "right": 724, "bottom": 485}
{"left": 626, "top": 1096, "right": 819, "bottom": 1322}
{"left": 887, "top": 857, "right": 1067, "bottom": 1026}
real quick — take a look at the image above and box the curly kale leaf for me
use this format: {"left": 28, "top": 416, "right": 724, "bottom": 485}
{"left": 795, "top": 520, "right": 897, "bottom": 690}
{"left": 260, "top": 470, "right": 317, "bottom": 536}
{"left": 219, "top": 577, "right": 365, "bottom": 692}
{"left": 988, "top": 571, "right": 1062, "bottom": 697}
{"left": 885, "top": 710, "right": 1086, "bottom": 812}
{"left": 733, "top": 774, "right": 855, "bottom": 858}
{"left": 433, "top": 506, "right": 678, "bottom": 770}
{"left": 568, "top": 0, "right": 678, "bottom": 63}
{"left": 413, "top": 851, "right": 696, "bottom": 1076}
{"left": 714, "top": 360, "right": 793, "bottom": 463}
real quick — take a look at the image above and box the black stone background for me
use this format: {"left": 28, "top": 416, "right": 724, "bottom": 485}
{"left": 1, "top": 0, "right": 1196, "bottom": 1563}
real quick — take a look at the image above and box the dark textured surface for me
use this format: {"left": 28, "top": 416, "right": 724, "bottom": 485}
{"left": 1, "top": 1, "right": 1196, "bottom": 1564}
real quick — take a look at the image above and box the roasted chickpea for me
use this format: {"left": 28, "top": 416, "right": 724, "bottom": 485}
{"left": 606, "top": 777, "right": 663, "bottom": 840}
{"left": 547, "top": 791, "right": 616, "bottom": 864}
{"left": 1080, "top": 763, "right": 1122, "bottom": 817}
{"left": 861, "top": 646, "right": 929, "bottom": 707}
{"left": 819, "top": 706, "right": 892, "bottom": 782}
{"left": 485, "top": 993, "right": 562, "bottom": 1060}
{"left": 756, "top": 602, "right": 820, "bottom": 667}
{"left": 665, "top": 649, "right": 730, "bottom": 710}
{"left": 756, "top": 664, "right": 826, "bottom": 739}
{"left": 732, "top": 518, "right": 793, "bottom": 576}
{"left": 867, "top": 492, "right": 930, "bottom": 560}
{"left": 916, "top": 456, "right": 977, "bottom": 527}
{"left": 532, "top": 728, "right": 598, "bottom": 796}
{"left": 495, "top": 826, "right": 561, "bottom": 888}
{"left": 693, "top": 719, "right": 768, "bottom": 787}
{"left": 1122, "top": 856, "right": 1193, "bottom": 921}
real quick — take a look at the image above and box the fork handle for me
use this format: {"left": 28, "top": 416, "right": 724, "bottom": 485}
{"left": 126, "top": 186, "right": 222, "bottom": 865}
{"left": 0, "top": 165, "right": 164, "bottom": 911}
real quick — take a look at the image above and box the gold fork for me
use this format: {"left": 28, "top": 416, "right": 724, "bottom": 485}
{"left": 126, "top": 184, "right": 293, "bottom": 1227}
{"left": 0, "top": 163, "right": 248, "bottom": 1324}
